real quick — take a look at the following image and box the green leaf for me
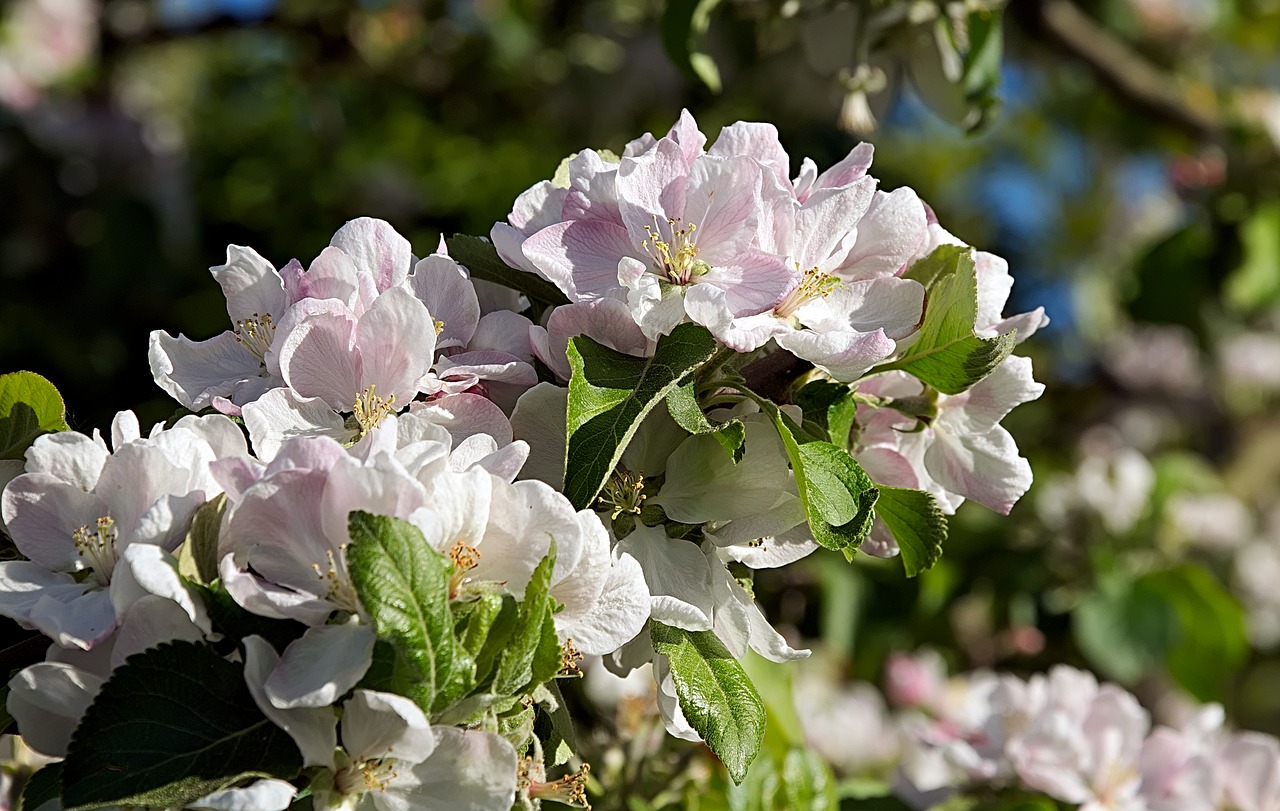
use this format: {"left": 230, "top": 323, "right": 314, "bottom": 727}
{"left": 1143, "top": 566, "right": 1248, "bottom": 701}
{"left": 752, "top": 396, "right": 877, "bottom": 553}
{"left": 781, "top": 748, "right": 837, "bottom": 811}
{"left": 1226, "top": 201, "right": 1280, "bottom": 313}
{"left": 0, "top": 371, "right": 69, "bottom": 461}
{"left": 61, "top": 640, "right": 301, "bottom": 811}
{"left": 565, "top": 323, "right": 718, "bottom": 510}
{"left": 873, "top": 487, "right": 948, "bottom": 577}
{"left": 444, "top": 234, "right": 571, "bottom": 309}
{"left": 890, "top": 246, "right": 1015, "bottom": 394}
{"left": 535, "top": 681, "right": 579, "bottom": 767}
{"left": 661, "top": 0, "right": 724, "bottom": 92}
{"left": 792, "top": 380, "right": 856, "bottom": 450}
{"left": 1073, "top": 574, "right": 1177, "bottom": 684}
{"left": 346, "top": 511, "right": 473, "bottom": 716}
{"left": 651, "top": 622, "right": 765, "bottom": 784}
{"left": 667, "top": 381, "right": 745, "bottom": 461}
{"left": 177, "top": 495, "right": 225, "bottom": 586}
{"left": 492, "top": 548, "right": 560, "bottom": 697}
{"left": 20, "top": 763, "right": 62, "bottom": 811}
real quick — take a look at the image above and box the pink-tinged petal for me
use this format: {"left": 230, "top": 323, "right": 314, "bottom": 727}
{"left": 265, "top": 623, "right": 375, "bottom": 708}
{"left": 30, "top": 586, "right": 117, "bottom": 649}
{"left": 24, "top": 431, "right": 108, "bottom": 492}
{"left": 241, "top": 635, "right": 337, "bottom": 769}
{"left": 535, "top": 300, "right": 653, "bottom": 380}
{"left": 131, "top": 491, "right": 207, "bottom": 553}
{"left": 777, "top": 327, "right": 896, "bottom": 382}
{"left": 410, "top": 254, "right": 480, "bottom": 350}
{"left": 211, "top": 245, "right": 287, "bottom": 324}
{"left": 807, "top": 142, "right": 875, "bottom": 198}
{"left": 408, "top": 394, "right": 513, "bottom": 446}
{"left": 684, "top": 155, "right": 761, "bottom": 265}
{"left": 854, "top": 447, "right": 920, "bottom": 490}
{"left": 404, "top": 728, "right": 518, "bottom": 811}
{"left": 2, "top": 474, "right": 106, "bottom": 570}
{"left": 490, "top": 221, "right": 540, "bottom": 276}
{"left": 509, "top": 383, "right": 568, "bottom": 489}
{"left": 684, "top": 284, "right": 783, "bottom": 352}
{"left": 666, "top": 109, "right": 708, "bottom": 166}
{"left": 837, "top": 188, "right": 928, "bottom": 280}
{"left": 293, "top": 246, "right": 362, "bottom": 306}
{"left": 860, "top": 519, "right": 901, "bottom": 559}
{"left": 958, "top": 356, "right": 1045, "bottom": 432}
{"left": 0, "top": 561, "right": 93, "bottom": 627}
{"left": 436, "top": 350, "right": 536, "bottom": 389}
{"left": 219, "top": 554, "right": 334, "bottom": 625}
{"left": 991, "top": 307, "right": 1049, "bottom": 344}
{"left": 623, "top": 131, "right": 658, "bottom": 158}
{"left": 149, "top": 330, "right": 267, "bottom": 412}
{"left": 522, "top": 219, "right": 634, "bottom": 302}
{"left": 243, "top": 389, "right": 351, "bottom": 463}
{"left": 470, "top": 311, "right": 534, "bottom": 361}
{"left": 7, "top": 662, "right": 104, "bottom": 757}
{"left": 563, "top": 149, "right": 623, "bottom": 223}
{"left": 709, "top": 121, "right": 790, "bottom": 188}
{"left": 94, "top": 444, "right": 200, "bottom": 547}
{"left": 1220, "top": 733, "right": 1280, "bottom": 811}
{"left": 223, "top": 466, "right": 334, "bottom": 569}
{"left": 355, "top": 286, "right": 437, "bottom": 404}
{"left": 508, "top": 179, "right": 570, "bottom": 233}
{"left": 209, "top": 457, "right": 264, "bottom": 501}
{"left": 925, "top": 423, "right": 1032, "bottom": 515}
{"left": 617, "top": 138, "right": 690, "bottom": 239}
{"left": 702, "top": 251, "right": 792, "bottom": 316}
{"left": 278, "top": 258, "right": 306, "bottom": 309}
{"left": 974, "top": 250, "right": 1013, "bottom": 329}
{"left": 276, "top": 299, "right": 360, "bottom": 410}
{"left": 794, "top": 178, "right": 876, "bottom": 268}
{"left": 799, "top": 277, "right": 924, "bottom": 339}
{"left": 330, "top": 217, "right": 412, "bottom": 293}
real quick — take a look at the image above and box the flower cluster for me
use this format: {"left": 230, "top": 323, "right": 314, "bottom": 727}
{"left": 796, "top": 651, "right": 1280, "bottom": 811}
{"left": 2, "top": 111, "right": 1048, "bottom": 808}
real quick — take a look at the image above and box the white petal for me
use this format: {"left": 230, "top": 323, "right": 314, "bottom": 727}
{"left": 211, "top": 245, "right": 287, "bottom": 324}
{"left": 356, "top": 287, "right": 437, "bottom": 404}
{"left": 109, "top": 544, "right": 210, "bottom": 635}
{"left": 7, "top": 661, "right": 104, "bottom": 757}
{"left": 342, "top": 689, "right": 436, "bottom": 764}
{"left": 23, "top": 431, "right": 108, "bottom": 491}
{"left": 265, "top": 623, "right": 375, "bottom": 709}
{"left": 243, "top": 388, "right": 351, "bottom": 462}
{"left": 330, "top": 218, "right": 413, "bottom": 293}
{"left": 617, "top": 525, "right": 714, "bottom": 631}
{"left": 653, "top": 422, "right": 790, "bottom": 524}
{"left": 111, "top": 593, "right": 207, "bottom": 669}
{"left": 398, "top": 727, "right": 518, "bottom": 811}
{"left": 242, "top": 635, "right": 337, "bottom": 768}
{"left": 508, "top": 383, "right": 568, "bottom": 489}
{"left": 557, "top": 551, "right": 650, "bottom": 656}
{"left": 410, "top": 254, "right": 480, "bottom": 350}
{"left": 190, "top": 779, "right": 298, "bottom": 811}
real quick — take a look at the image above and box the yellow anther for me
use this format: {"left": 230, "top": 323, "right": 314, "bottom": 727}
{"left": 353, "top": 385, "right": 396, "bottom": 436}
{"left": 559, "top": 638, "right": 585, "bottom": 678}
{"left": 599, "top": 468, "right": 645, "bottom": 519}
{"left": 233, "top": 312, "right": 276, "bottom": 362}
{"left": 773, "top": 264, "right": 844, "bottom": 320}
{"left": 448, "top": 541, "right": 481, "bottom": 598}
{"left": 641, "top": 216, "right": 702, "bottom": 285}
{"left": 433, "top": 318, "right": 445, "bottom": 335}
{"left": 529, "top": 763, "right": 592, "bottom": 809}
{"left": 73, "top": 515, "right": 119, "bottom": 586}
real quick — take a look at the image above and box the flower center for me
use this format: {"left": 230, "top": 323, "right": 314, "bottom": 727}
{"left": 448, "top": 540, "right": 480, "bottom": 598}
{"left": 599, "top": 468, "right": 645, "bottom": 519}
{"left": 353, "top": 385, "right": 396, "bottom": 436}
{"left": 529, "top": 763, "right": 592, "bottom": 808}
{"left": 559, "top": 638, "right": 585, "bottom": 678}
{"left": 335, "top": 758, "right": 400, "bottom": 796}
{"left": 233, "top": 313, "right": 276, "bottom": 362}
{"left": 73, "top": 515, "right": 118, "bottom": 586}
{"left": 311, "top": 544, "right": 360, "bottom": 614}
{"left": 773, "top": 264, "right": 843, "bottom": 320}
{"left": 642, "top": 217, "right": 708, "bottom": 285}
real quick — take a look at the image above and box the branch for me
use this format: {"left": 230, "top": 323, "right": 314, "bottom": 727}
{"left": 1013, "top": 0, "right": 1220, "bottom": 142}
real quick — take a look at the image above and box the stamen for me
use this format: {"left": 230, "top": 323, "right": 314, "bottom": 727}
{"left": 641, "top": 216, "right": 704, "bottom": 285}
{"left": 311, "top": 544, "right": 360, "bottom": 613}
{"left": 233, "top": 312, "right": 276, "bottom": 362}
{"left": 433, "top": 318, "right": 446, "bottom": 335}
{"left": 353, "top": 385, "right": 396, "bottom": 436}
{"left": 72, "top": 515, "right": 118, "bottom": 586}
{"left": 334, "top": 758, "right": 399, "bottom": 795}
{"left": 598, "top": 468, "right": 645, "bottom": 519}
{"left": 448, "top": 541, "right": 480, "bottom": 598}
{"left": 773, "top": 264, "right": 843, "bottom": 320}
{"left": 558, "top": 638, "right": 585, "bottom": 678}
{"left": 529, "top": 763, "right": 592, "bottom": 809}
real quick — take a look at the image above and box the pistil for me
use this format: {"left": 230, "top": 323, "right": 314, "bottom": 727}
{"left": 353, "top": 385, "right": 396, "bottom": 436}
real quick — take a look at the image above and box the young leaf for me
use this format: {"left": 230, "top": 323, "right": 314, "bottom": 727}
{"left": 565, "top": 323, "right": 718, "bottom": 510}
{"left": 793, "top": 380, "right": 856, "bottom": 450}
{"left": 781, "top": 748, "right": 838, "bottom": 811}
{"left": 873, "top": 487, "right": 948, "bottom": 577}
{"left": 751, "top": 396, "right": 878, "bottom": 554}
{"left": 651, "top": 622, "right": 766, "bottom": 784}
{"left": 661, "top": 0, "right": 724, "bottom": 92}
{"left": 667, "top": 380, "right": 745, "bottom": 461}
{"left": 892, "top": 245, "right": 1015, "bottom": 394}
{"left": 445, "top": 234, "right": 571, "bottom": 309}
{"left": 60, "top": 640, "right": 301, "bottom": 811}
{"left": 0, "top": 371, "right": 69, "bottom": 461}
{"left": 491, "top": 548, "right": 560, "bottom": 697}
{"left": 346, "top": 511, "right": 474, "bottom": 717}
{"left": 177, "top": 495, "right": 226, "bottom": 586}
